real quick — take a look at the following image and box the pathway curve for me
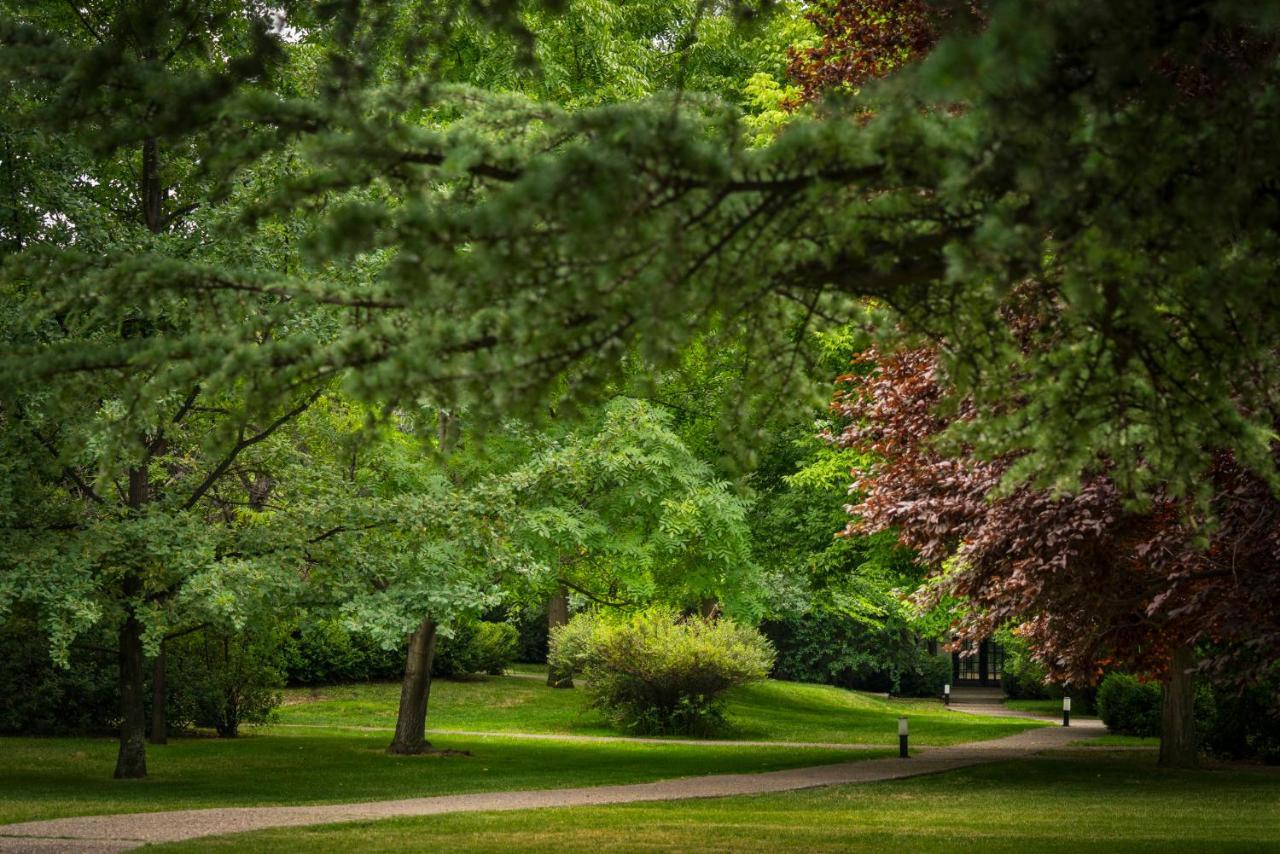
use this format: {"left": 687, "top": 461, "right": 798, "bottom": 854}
{"left": 273, "top": 723, "right": 905, "bottom": 751}
{"left": 0, "top": 719, "right": 1103, "bottom": 852}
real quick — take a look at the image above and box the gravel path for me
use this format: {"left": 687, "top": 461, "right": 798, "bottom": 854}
{"left": 0, "top": 720, "right": 1102, "bottom": 852}
{"left": 274, "top": 723, "right": 905, "bottom": 751}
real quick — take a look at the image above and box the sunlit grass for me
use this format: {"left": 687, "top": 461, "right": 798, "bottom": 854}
{"left": 149, "top": 753, "right": 1280, "bottom": 853}
{"left": 275, "top": 676, "right": 1044, "bottom": 746}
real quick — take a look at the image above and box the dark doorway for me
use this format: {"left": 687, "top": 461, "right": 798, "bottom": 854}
{"left": 952, "top": 637, "right": 1005, "bottom": 687}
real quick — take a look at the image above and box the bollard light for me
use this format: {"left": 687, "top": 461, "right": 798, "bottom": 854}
{"left": 943, "top": 683, "right": 951, "bottom": 706}
{"left": 898, "top": 716, "right": 909, "bottom": 759}
{"left": 1063, "top": 695, "right": 1072, "bottom": 728}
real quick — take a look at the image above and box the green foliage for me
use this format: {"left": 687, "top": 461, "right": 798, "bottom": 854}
{"left": 997, "top": 631, "right": 1060, "bottom": 701}
{"left": 508, "top": 397, "right": 761, "bottom": 616}
{"left": 0, "top": 613, "right": 282, "bottom": 738}
{"left": 433, "top": 620, "right": 519, "bottom": 677}
{"left": 280, "top": 618, "right": 403, "bottom": 686}
{"left": 764, "top": 613, "right": 945, "bottom": 697}
{"left": 550, "top": 607, "right": 774, "bottom": 735}
{"left": 165, "top": 627, "right": 285, "bottom": 738}
{"left": 1203, "top": 674, "right": 1280, "bottom": 765}
{"left": 0, "top": 615, "right": 116, "bottom": 736}
{"left": 1097, "top": 673, "right": 1163, "bottom": 738}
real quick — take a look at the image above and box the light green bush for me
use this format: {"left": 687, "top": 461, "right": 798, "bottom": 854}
{"left": 549, "top": 607, "right": 774, "bottom": 736}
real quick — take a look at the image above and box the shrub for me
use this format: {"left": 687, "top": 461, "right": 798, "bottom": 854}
{"left": 762, "top": 612, "right": 943, "bottom": 697}
{"left": 0, "top": 614, "right": 117, "bottom": 736}
{"left": 280, "top": 618, "right": 403, "bottom": 685}
{"left": 1097, "top": 673, "right": 1163, "bottom": 737}
{"left": 166, "top": 627, "right": 285, "bottom": 737}
{"left": 434, "top": 620, "right": 518, "bottom": 677}
{"left": 1202, "top": 671, "right": 1280, "bottom": 764}
{"left": 999, "top": 632, "right": 1057, "bottom": 700}
{"left": 898, "top": 652, "right": 952, "bottom": 698}
{"left": 550, "top": 608, "right": 774, "bottom": 736}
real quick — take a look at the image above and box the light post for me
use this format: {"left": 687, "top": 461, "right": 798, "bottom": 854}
{"left": 943, "top": 683, "right": 951, "bottom": 706}
{"left": 898, "top": 716, "right": 909, "bottom": 758}
{"left": 1063, "top": 695, "right": 1072, "bottom": 727}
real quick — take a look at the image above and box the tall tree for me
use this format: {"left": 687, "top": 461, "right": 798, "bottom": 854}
{"left": 0, "top": 2, "right": 335, "bottom": 777}
{"left": 832, "top": 345, "right": 1280, "bottom": 767}
{"left": 505, "top": 398, "right": 760, "bottom": 684}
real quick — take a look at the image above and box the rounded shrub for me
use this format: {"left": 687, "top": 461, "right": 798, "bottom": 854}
{"left": 549, "top": 607, "right": 775, "bottom": 736}
{"left": 1097, "top": 672, "right": 1163, "bottom": 737}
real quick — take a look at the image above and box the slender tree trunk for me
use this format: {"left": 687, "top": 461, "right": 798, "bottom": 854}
{"left": 1158, "top": 645, "right": 1199, "bottom": 768}
{"left": 115, "top": 463, "right": 149, "bottom": 779}
{"left": 149, "top": 643, "right": 167, "bottom": 744}
{"left": 546, "top": 584, "right": 573, "bottom": 688}
{"left": 114, "top": 606, "right": 148, "bottom": 779}
{"left": 388, "top": 618, "right": 438, "bottom": 755}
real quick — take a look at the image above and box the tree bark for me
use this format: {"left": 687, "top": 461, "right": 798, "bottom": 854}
{"left": 388, "top": 618, "right": 438, "bottom": 755}
{"left": 149, "top": 643, "right": 167, "bottom": 744}
{"left": 546, "top": 585, "right": 573, "bottom": 688}
{"left": 1158, "top": 645, "right": 1199, "bottom": 768}
{"left": 115, "top": 462, "right": 150, "bottom": 779}
{"left": 114, "top": 607, "right": 148, "bottom": 779}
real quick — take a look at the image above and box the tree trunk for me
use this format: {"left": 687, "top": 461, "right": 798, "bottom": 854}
{"left": 388, "top": 618, "right": 438, "bottom": 755}
{"left": 114, "top": 608, "right": 148, "bottom": 779}
{"left": 1158, "top": 645, "right": 1198, "bottom": 768}
{"left": 698, "top": 597, "right": 719, "bottom": 619}
{"left": 546, "top": 585, "right": 573, "bottom": 688}
{"left": 149, "top": 643, "right": 167, "bottom": 744}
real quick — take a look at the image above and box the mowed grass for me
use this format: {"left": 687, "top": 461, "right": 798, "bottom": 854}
{"left": 0, "top": 676, "right": 1034, "bottom": 825}
{"left": 276, "top": 675, "right": 1044, "bottom": 746}
{"left": 0, "top": 731, "right": 877, "bottom": 825}
{"left": 1005, "top": 698, "right": 1098, "bottom": 719}
{"left": 149, "top": 752, "right": 1280, "bottom": 853}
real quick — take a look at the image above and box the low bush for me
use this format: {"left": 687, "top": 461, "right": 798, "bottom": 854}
{"left": 0, "top": 614, "right": 117, "bottom": 736}
{"left": 998, "top": 632, "right": 1059, "bottom": 700}
{"left": 166, "top": 628, "right": 284, "bottom": 737}
{"left": 280, "top": 618, "right": 403, "bottom": 685}
{"left": 763, "top": 612, "right": 944, "bottom": 697}
{"left": 549, "top": 607, "right": 774, "bottom": 736}
{"left": 1097, "top": 673, "right": 1163, "bottom": 737}
{"left": 433, "top": 620, "right": 518, "bottom": 677}
{"left": 1203, "top": 671, "right": 1280, "bottom": 764}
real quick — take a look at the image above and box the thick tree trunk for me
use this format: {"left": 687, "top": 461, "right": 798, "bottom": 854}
{"left": 149, "top": 643, "right": 167, "bottom": 744}
{"left": 114, "top": 609, "right": 148, "bottom": 779}
{"left": 698, "top": 597, "right": 719, "bottom": 619}
{"left": 388, "top": 618, "right": 438, "bottom": 755}
{"left": 546, "top": 585, "right": 573, "bottom": 688}
{"left": 1158, "top": 645, "right": 1199, "bottom": 768}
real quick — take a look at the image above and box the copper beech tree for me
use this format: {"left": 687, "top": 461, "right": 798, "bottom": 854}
{"left": 832, "top": 346, "right": 1280, "bottom": 768}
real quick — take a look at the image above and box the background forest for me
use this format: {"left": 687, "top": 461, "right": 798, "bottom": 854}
{"left": 2, "top": 0, "right": 1277, "bottom": 786}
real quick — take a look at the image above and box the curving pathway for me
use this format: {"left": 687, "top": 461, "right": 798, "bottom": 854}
{"left": 273, "top": 723, "right": 903, "bottom": 751}
{"left": 0, "top": 719, "right": 1102, "bottom": 852}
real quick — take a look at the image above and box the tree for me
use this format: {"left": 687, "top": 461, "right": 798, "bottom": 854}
{"left": 0, "top": 2, "right": 337, "bottom": 777}
{"left": 166, "top": 0, "right": 1278, "bottom": 512}
{"left": 505, "top": 398, "right": 760, "bottom": 686}
{"left": 288, "top": 398, "right": 522, "bottom": 755}
{"left": 831, "top": 345, "right": 1280, "bottom": 767}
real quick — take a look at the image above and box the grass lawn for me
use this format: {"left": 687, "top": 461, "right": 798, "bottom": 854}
{"left": 0, "top": 677, "right": 1036, "bottom": 825}
{"left": 1071, "top": 734, "right": 1161, "bottom": 748}
{"left": 148, "top": 752, "right": 1280, "bottom": 853}
{"left": 276, "top": 675, "right": 1044, "bottom": 746}
{"left": 1005, "top": 698, "right": 1098, "bottom": 719}
{"left": 0, "top": 731, "right": 878, "bottom": 825}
